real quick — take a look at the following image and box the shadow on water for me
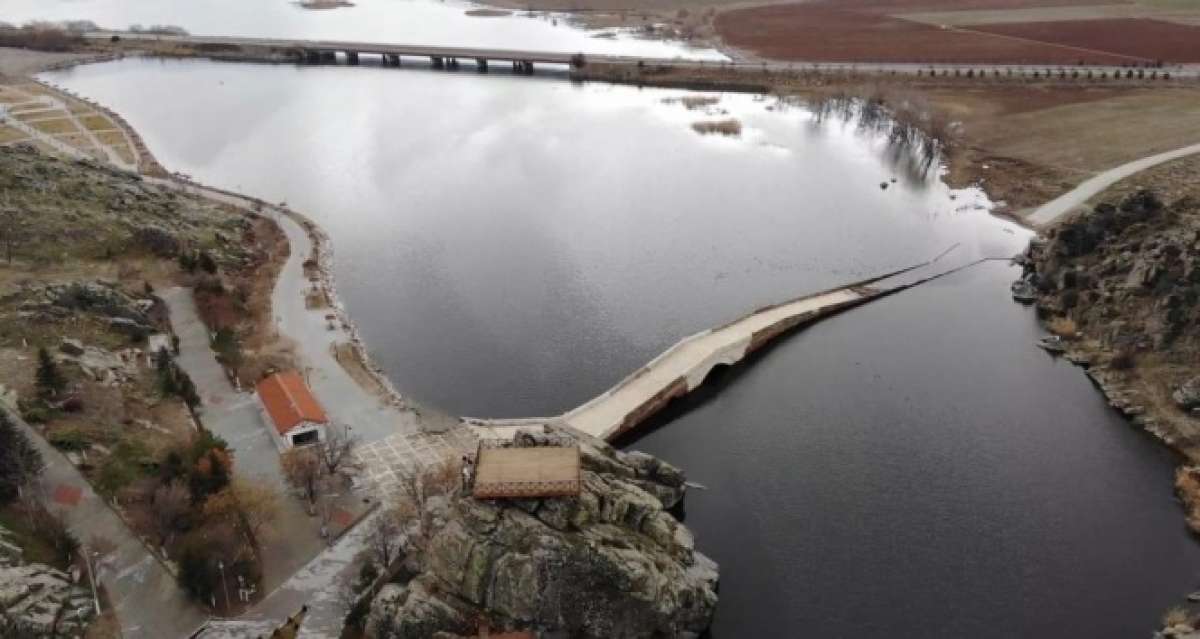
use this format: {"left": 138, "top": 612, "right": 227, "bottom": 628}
{"left": 615, "top": 320, "right": 819, "bottom": 452}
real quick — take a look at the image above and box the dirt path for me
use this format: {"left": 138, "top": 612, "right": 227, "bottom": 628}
{"left": 0, "top": 402, "right": 209, "bottom": 639}
{"left": 1028, "top": 141, "right": 1200, "bottom": 226}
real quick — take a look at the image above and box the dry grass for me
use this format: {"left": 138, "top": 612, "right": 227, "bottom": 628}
{"left": 1046, "top": 316, "right": 1078, "bottom": 338}
{"left": 6, "top": 102, "right": 48, "bottom": 113}
{"left": 111, "top": 145, "right": 136, "bottom": 166}
{"left": 305, "top": 288, "right": 329, "bottom": 310}
{"left": 1163, "top": 604, "right": 1191, "bottom": 627}
{"left": 79, "top": 114, "right": 115, "bottom": 132}
{"left": 0, "top": 125, "right": 28, "bottom": 144}
{"left": 332, "top": 342, "right": 390, "bottom": 400}
{"left": 691, "top": 118, "right": 742, "bottom": 136}
{"left": 83, "top": 604, "right": 122, "bottom": 639}
{"left": 664, "top": 95, "right": 721, "bottom": 110}
{"left": 94, "top": 130, "right": 127, "bottom": 145}
{"left": 30, "top": 117, "right": 79, "bottom": 135}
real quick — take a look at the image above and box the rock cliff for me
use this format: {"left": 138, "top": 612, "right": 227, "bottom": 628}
{"left": 366, "top": 428, "right": 718, "bottom": 638}
{"left": 1018, "top": 188, "right": 1200, "bottom": 527}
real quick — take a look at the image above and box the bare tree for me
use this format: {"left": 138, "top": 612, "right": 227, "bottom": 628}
{"left": 281, "top": 447, "right": 324, "bottom": 507}
{"left": 365, "top": 507, "right": 403, "bottom": 571}
{"left": 149, "top": 481, "right": 191, "bottom": 549}
{"left": 317, "top": 423, "right": 359, "bottom": 476}
{"left": 203, "top": 478, "right": 280, "bottom": 553}
{"left": 394, "top": 459, "right": 459, "bottom": 554}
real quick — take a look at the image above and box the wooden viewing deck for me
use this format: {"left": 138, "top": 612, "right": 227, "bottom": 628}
{"left": 472, "top": 444, "right": 582, "bottom": 499}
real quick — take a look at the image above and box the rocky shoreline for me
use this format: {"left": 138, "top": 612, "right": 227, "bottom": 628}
{"left": 1015, "top": 187, "right": 1200, "bottom": 529}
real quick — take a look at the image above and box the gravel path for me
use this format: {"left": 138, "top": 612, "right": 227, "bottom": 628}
{"left": 1029, "top": 141, "right": 1200, "bottom": 226}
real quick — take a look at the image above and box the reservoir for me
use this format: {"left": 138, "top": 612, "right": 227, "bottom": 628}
{"left": 32, "top": 4, "right": 1200, "bottom": 633}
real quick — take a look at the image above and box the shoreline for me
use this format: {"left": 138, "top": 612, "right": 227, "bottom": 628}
{"left": 13, "top": 52, "right": 423, "bottom": 425}
{"left": 156, "top": 175, "right": 421, "bottom": 418}
{"left": 9, "top": 42, "right": 1200, "bottom": 634}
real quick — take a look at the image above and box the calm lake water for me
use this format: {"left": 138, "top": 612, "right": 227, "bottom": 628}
{"left": 44, "top": 59, "right": 1013, "bottom": 417}
{"left": 4, "top": 0, "right": 725, "bottom": 59}
{"left": 40, "top": 53, "right": 1200, "bottom": 639}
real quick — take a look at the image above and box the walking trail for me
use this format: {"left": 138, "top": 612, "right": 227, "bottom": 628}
{"left": 16, "top": 67, "right": 1199, "bottom": 638}
{"left": 0, "top": 403, "right": 208, "bottom": 639}
{"left": 1028, "top": 141, "right": 1200, "bottom": 226}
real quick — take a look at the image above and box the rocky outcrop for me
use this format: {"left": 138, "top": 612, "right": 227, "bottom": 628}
{"left": 1174, "top": 377, "right": 1200, "bottom": 413}
{"left": 1021, "top": 188, "right": 1200, "bottom": 545}
{"left": 1020, "top": 190, "right": 1200, "bottom": 423}
{"left": 0, "top": 525, "right": 94, "bottom": 637}
{"left": 366, "top": 428, "right": 718, "bottom": 639}
{"left": 19, "top": 281, "right": 151, "bottom": 324}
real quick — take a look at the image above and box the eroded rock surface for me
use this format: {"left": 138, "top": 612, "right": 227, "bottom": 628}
{"left": 0, "top": 525, "right": 94, "bottom": 637}
{"left": 366, "top": 428, "right": 718, "bottom": 638}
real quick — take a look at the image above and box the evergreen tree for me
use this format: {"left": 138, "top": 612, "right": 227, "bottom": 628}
{"left": 35, "top": 347, "right": 66, "bottom": 399}
{"left": 178, "top": 373, "right": 201, "bottom": 410}
{"left": 198, "top": 250, "right": 217, "bottom": 274}
{"left": 0, "top": 411, "right": 44, "bottom": 503}
{"left": 156, "top": 347, "right": 178, "bottom": 395}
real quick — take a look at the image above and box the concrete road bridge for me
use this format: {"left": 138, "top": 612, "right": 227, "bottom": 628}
{"left": 85, "top": 32, "right": 1200, "bottom": 79}
{"left": 86, "top": 32, "right": 611, "bottom": 73}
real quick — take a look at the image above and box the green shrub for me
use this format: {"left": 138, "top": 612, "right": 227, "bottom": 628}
{"left": 49, "top": 429, "right": 89, "bottom": 452}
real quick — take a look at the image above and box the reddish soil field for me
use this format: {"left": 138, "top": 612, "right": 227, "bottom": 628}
{"left": 715, "top": 5, "right": 1133, "bottom": 64}
{"left": 969, "top": 19, "right": 1200, "bottom": 63}
{"left": 824, "top": 0, "right": 1132, "bottom": 11}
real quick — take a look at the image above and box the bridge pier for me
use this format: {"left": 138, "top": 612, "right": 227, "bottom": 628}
{"left": 512, "top": 60, "right": 534, "bottom": 75}
{"left": 431, "top": 56, "right": 444, "bottom": 69}
{"left": 383, "top": 53, "right": 400, "bottom": 67}
{"left": 447, "top": 57, "right": 460, "bottom": 70}
{"left": 320, "top": 50, "right": 336, "bottom": 64}
{"left": 346, "top": 51, "right": 359, "bottom": 65}
{"left": 476, "top": 58, "right": 488, "bottom": 72}
{"left": 303, "top": 49, "right": 320, "bottom": 64}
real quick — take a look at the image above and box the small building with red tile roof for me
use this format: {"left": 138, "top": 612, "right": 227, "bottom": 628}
{"left": 255, "top": 371, "right": 329, "bottom": 450}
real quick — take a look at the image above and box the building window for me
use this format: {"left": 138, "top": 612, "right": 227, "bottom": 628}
{"left": 292, "top": 430, "right": 319, "bottom": 447}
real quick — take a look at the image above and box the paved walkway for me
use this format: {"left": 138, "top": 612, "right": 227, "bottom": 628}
{"left": 195, "top": 507, "right": 380, "bottom": 639}
{"left": 0, "top": 402, "right": 208, "bottom": 639}
{"left": 1028, "top": 141, "right": 1200, "bottom": 226}
{"left": 160, "top": 287, "right": 328, "bottom": 593}
{"left": 563, "top": 288, "right": 864, "bottom": 439}
{"left": 150, "top": 178, "right": 442, "bottom": 445}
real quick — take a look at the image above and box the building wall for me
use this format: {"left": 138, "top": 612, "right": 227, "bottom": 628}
{"left": 256, "top": 394, "right": 327, "bottom": 452}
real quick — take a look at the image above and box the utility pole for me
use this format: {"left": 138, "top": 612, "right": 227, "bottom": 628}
{"left": 218, "top": 559, "right": 230, "bottom": 610}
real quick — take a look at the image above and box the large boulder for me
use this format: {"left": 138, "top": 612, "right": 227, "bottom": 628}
{"left": 1174, "top": 377, "right": 1200, "bottom": 412}
{"left": 133, "top": 224, "right": 182, "bottom": 257}
{"left": 367, "top": 427, "right": 718, "bottom": 638}
{"left": 23, "top": 281, "right": 150, "bottom": 324}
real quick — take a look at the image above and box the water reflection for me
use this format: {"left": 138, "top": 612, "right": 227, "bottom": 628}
{"left": 5, "top": 0, "right": 725, "bottom": 59}
{"left": 43, "top": 58, "right": 1025, "bottom": 418}
{"left": 38, "top": 54, "right": 1200, "bottom": 639}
